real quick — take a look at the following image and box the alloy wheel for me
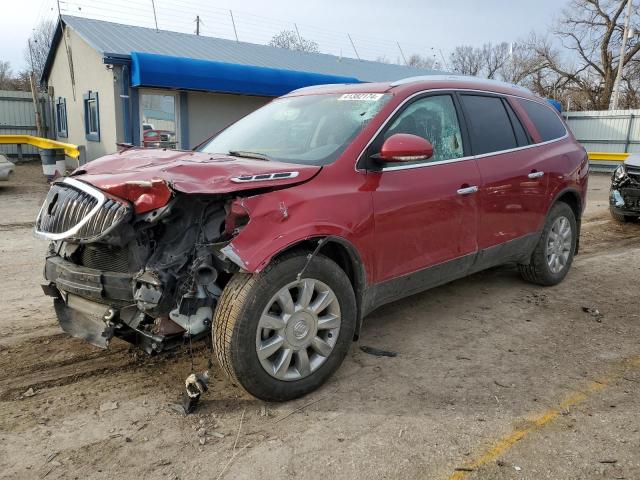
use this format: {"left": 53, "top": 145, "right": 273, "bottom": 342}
{"left": 255, "top": 278, "right": 341, "bottom": 381}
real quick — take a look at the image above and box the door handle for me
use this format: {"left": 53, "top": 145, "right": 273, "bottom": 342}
{"left": 457, "top": 185, "right": 479, "bottom": 195}
{"left": 528, "top": 171, "right": 545, "bottom": 179}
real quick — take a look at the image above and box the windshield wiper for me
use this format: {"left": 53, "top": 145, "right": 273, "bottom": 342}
{"left": 228, "top": 150, "right": 271, "bottom": 161}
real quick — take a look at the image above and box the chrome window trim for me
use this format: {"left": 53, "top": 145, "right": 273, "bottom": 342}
{"left": 355, "top": 88, "right": 569, "bottom": 173}
{"left": 34, "top": 177, "right": 107, "bottom": 241}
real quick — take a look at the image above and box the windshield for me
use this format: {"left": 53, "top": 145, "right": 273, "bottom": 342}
{"left": 199, "top": 93, "right": 391, "bottom": 165}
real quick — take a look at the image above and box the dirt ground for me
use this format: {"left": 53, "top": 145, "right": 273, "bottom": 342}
{"left": 1, "top": 163, "right": 639, "bottom": 480}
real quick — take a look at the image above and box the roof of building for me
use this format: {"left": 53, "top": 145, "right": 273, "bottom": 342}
{"left": 43, "top": 15, "right": 442, "bottom": 84}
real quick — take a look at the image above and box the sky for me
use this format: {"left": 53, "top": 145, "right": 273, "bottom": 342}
{"left": 1, "top": 0, "right": 570, "bottom": 73}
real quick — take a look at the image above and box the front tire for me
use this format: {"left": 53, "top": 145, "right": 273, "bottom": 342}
{"left": 213, "top": 251, "right": 356, "bottom": 401}
{"left": 519, "top": 202, "right": 577, "bottom": 286}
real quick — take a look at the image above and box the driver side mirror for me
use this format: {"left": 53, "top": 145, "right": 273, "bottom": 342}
{"left": 378, "top": 133, "right": 434, "bottom": 162}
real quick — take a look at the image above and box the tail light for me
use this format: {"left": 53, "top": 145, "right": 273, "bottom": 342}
{"left": 224, "top": 199, "right": 250, "bottom": 236}
{"left": 101, "top": 179, "right": 172, "bottom": 214}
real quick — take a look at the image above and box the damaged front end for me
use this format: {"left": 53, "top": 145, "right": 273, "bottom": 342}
{"left": 36, "top": 177, "right": 245, "bottom": 353}
{"left": 610, "top": 161, "right": 640, "bottom": 217}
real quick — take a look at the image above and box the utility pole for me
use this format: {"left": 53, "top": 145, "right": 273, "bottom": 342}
{"left": 27, "top": 39, "right": 43, "bottom": 138}
{"left": 195, "top": 15, "right": 200, "bottom": 35}
{"left": 294, "top": 23, "right": 303, "bottom": 49}
{"left": 347, "top": 34, "right": 360, "bottom": 60}
{"left": 151, "top": 0, "right": 159, "bottom": 32}
{"left": 230, "top": 10, "right": 239, "bottom": 42}
{"left": 397, "top": 42, "right": 408, "bottom": 66}
{"left": 610, "top": 0, "right": 634, "bottom": 110}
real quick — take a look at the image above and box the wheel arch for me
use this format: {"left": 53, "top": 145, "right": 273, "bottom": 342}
{"left": 549, "top": 187, "right": 583, "bottom": 254}
{"left": 272, "top": 235, "right": 367, "bottom": 340}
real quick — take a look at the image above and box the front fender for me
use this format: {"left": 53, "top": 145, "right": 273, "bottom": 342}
{"left": 225, "top": 187, "right": 374, "bottom": 277}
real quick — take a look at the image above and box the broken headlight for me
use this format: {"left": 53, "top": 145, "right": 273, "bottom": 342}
{"left": 613, "top": 164, "right": 627, "bottom": 182}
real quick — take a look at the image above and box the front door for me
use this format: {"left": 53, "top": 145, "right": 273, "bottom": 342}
{"left": 366, "top": 94, "right": 481, "bottom": 301}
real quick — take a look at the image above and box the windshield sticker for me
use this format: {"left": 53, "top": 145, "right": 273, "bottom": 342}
{"left": 338, "top": 93, "right": 384, "bottom": 101}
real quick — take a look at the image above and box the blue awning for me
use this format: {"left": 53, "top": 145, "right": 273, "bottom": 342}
{"left": 130, "top": 52, "right": 362, "bottom": 97}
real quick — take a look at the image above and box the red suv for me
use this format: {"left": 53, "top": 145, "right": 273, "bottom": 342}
{"left": 36, "top": 76, "right": 588, "bottom": 401}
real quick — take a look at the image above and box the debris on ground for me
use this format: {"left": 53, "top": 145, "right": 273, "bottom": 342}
{"left": 22, "top": 387, "right": 36, "bottom": 397}
{"left": 514, "top": 465, "right": 522, "bottom": 471}
{"left": 172, "top": 370, "right": 210, "bottom": 415}
{"left": 359, "top": 346, "right": 398, "bottom": 357}
{"left": 582, "top": 306, "right": 604, "bottom": 322}
{"left": 99, "top": 401, "right": 118, "bottom": 412}
{"left": 45, "top": 452, "right": 58, "bottom": 463}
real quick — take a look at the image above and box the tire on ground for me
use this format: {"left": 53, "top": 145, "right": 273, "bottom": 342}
{"left": 213, "top": 251, "right": 356, "bottom": 401}
{"left": 518, "top": 201, "right": 577, "bottom": 286}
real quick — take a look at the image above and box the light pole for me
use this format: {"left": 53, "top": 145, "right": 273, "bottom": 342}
{"left": 610, "top": 0, "right": 634, "bottom": 110}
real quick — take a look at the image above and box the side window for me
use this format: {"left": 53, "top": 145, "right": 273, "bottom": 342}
{"left": 460, "top": 95, "right": 517, "bottom": 155}
{"left": 379, "top": 95, "right": 464, "bottom": 163}
{"left": 503, "top": 99, "right": 529, "bottom": 146}
{"left": 517, "top": 98, "right": 566, "bottom": 142}
{"left": 55, "top": 97, "right": 67, "bottom": 138}
{"left": 83, "top": 91, "right": 100, "bottom": 142}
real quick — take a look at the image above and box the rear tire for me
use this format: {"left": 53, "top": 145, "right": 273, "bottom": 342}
{"left": 518, "top": 202, "right": 577, "bottom": 286}
{"left": 213, "top": 251, "right": 356, "bottom": 401}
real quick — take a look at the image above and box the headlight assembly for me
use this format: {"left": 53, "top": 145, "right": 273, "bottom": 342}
{"left": 613, "top": 164, "right": 627, "bottom": 181}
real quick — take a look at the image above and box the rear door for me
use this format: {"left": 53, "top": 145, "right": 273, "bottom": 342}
{"left": 458, "top": 93, "right": 549, "bottom": 261}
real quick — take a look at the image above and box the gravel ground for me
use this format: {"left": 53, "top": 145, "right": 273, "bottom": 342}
{"left": 0, "top": 164, "right": 639, "bottom": 480}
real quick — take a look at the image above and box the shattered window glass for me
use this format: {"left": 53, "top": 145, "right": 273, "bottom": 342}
{"left": 384, "top": 95, "right": 464, "bottom": 162}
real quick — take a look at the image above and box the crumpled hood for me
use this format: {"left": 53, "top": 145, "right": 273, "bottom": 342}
{"left": 624, "top": 154, "right": 640, "bottom": 169}
{"left": 71, "top": 148, "right": 321, "bottom": 194}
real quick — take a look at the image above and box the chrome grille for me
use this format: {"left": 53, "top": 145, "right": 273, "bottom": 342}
{"left": 35, "top": 178, "right": 131, "bottom": 241}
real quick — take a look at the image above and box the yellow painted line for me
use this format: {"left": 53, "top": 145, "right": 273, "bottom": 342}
{"left": 447, "top": 356, "right": 640, "bottom": 480}
{"left": 0, "top": 134, "right": 79, "bottom": 159}
{"left": 587, "top": 152, "right": 628, "bottom": 162}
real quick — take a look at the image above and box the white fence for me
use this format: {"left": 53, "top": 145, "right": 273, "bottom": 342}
{"left": 565, "top": 109, "right": 640, "bottom": 154}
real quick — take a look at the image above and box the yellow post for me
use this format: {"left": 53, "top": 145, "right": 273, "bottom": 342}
{"left": 0, "top": 135, "right": 80, "bottom": 159}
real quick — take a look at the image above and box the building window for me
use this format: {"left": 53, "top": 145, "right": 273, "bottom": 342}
{"left": 140, "top": 92, "right": 178, "bottom": 149}
{"left": 55, "top": 97, "right": 68, "bottom": 138}
{"left": 83, "top": 91, "right": 100, "bottom": 141}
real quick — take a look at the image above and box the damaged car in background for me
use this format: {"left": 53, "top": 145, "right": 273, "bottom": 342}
{"left": 36, "top": 77, "right": 588, "bottom": 401}
{"left": 610, "top": 154, "right": 640, "bottom": 222}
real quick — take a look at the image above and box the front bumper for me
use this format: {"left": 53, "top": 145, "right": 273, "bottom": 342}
{"left": 43, "top": 255, "right": 200, "bottom": 353}
{"left": 610, "top": 187, "right": 640, "bottom": 217}
{"left": 44, "top": 255, "right": 133, "bottom": 304}
{"left": 43, "top": 255, "right": 134, "bottom": 348}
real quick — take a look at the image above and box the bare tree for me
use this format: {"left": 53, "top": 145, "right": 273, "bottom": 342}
{"left": 269, "top": 30, "right": 319, "bottom": 53}
{"left": 449, "top": 45, "right": 483, "bottom": 76}
{"left": 0, "top": 61, "right": 13, "bottom": 89}
{"left": 449, "top": 43, "right": 513, "bottom": 78}
{"left": 406, "top": 53, "right": 438, "bottom": 69}
{"left": 0, "top": 61, "right": 29, "bottom": 91}
{"left": 24, "top": 19, "right": 55, "bottom": 85}
{"left": 529, "top": 0, "right": 640, "bottom": 109}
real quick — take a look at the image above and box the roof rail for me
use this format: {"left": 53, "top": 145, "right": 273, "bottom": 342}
{"left": 287, "top": 83, "right": 350, "bottom": 94}
{"left": 390, "top": 75, "right": 531, "bottom": 93}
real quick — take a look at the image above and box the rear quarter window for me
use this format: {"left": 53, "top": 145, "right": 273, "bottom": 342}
{"left": 517, "top": 99, "right": 567, "bottom": 142}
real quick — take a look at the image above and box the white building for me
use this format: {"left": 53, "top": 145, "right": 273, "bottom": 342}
{"left": 42, "top": 16, "right": 440, "bottom": 161}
